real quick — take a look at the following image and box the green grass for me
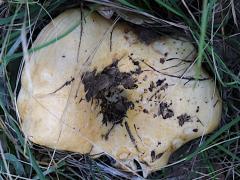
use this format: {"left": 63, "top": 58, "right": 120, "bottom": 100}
{"left": 0, "top": 0, "right": 240, "bottom": 179}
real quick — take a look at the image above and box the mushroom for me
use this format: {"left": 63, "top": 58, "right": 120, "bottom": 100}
{"left": 17, "top": 9, "right": 222, "bottom": 177}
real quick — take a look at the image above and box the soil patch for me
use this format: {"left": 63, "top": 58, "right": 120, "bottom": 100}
{"left": 82, "top": 60, "right": 137, "bottom": 126}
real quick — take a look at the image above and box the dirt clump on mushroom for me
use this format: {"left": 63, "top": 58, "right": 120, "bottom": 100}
{"left": 82, "top": 60, "right": 138, "bottom": 139}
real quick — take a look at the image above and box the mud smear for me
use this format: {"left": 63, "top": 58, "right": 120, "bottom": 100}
{"left": 151, "top": 150, "right": 164, "bottom": 162}
{"left": 177, "top": 113, "right": 192, "bottom": 126}
{"left": 132, "top": 26, "right": 159, "bottom": 45}
{"left": 158, "top": 102, "right": 174, "bottom": 119}
{"left": 82, "top": 60, "right": 138, "bottom": 138}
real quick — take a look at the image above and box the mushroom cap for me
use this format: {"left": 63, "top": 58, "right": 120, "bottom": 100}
{"left": 17, "top": 9, "right": 222, "bottom": 177}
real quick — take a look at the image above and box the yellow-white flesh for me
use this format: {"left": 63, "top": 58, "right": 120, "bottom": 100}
{"left": 17, "top": 9, "right": 222, "bottom": 177}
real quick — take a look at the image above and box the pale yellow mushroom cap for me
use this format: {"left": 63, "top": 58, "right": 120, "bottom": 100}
{"left": 17, "top": 9, "right": 222, "bottom": 177}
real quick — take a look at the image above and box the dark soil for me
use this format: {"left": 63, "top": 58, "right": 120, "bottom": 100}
{"left": 82, "top": 60, "right": 137, "bottom": 126}
{"left": 177, "top": 113, "right": 192, "bottom": 126}
{"left": 158, "top": 102, "right": 174, "bottom": 119}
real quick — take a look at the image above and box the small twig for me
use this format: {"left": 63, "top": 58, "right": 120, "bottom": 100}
{"left": 125, "top": 121, "right": 139, "bottom": 152}
{"left": 141, "top": 60, "right": 209, "bottom": 81}
{"left": 49, "top": 77, "right": 75, "bottom": 94}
